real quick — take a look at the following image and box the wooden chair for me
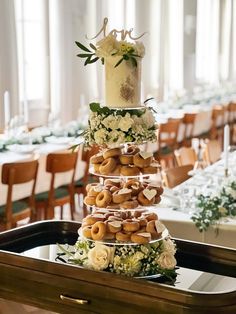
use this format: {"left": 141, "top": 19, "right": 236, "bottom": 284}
{"left": 74, "top": 145, "right": 100, "bottom": 217}
{"left": 202, "top": 139, "right": 222, "bottom": 166}
{"left": 156, "top": 119, "right": 181, "bottom": 169}
{"left": 210, "top": 106, "right": 225, "bottom": 145}
{"left": 228, "top": 102, "right": 236, "bottom": 143}
{"left": 161, "top": 164, "right": 193, "bottom": 188}
{"left": 174, "top": 147, "right": 198, "bottom": 166}
{"left": 181, "top": 113, "right": 197, "bottom": 147}
{"left": 0, "top": 159, "right": 39, "bottom": 231}
{"left": 35, "top": 151, "right": 78, "bottom": 220}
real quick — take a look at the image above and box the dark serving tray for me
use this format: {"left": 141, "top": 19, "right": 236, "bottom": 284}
{"left": 0, "top": 220, "right": 235, "bottom": 314}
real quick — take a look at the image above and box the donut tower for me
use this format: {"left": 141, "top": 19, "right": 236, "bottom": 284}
{"left": 73, "top": 19, "right": 177, "bottom": 278}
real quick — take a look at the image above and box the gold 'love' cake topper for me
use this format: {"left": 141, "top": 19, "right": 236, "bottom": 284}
{"left": 86, "top": 17, "right": 146, "bottom": 41}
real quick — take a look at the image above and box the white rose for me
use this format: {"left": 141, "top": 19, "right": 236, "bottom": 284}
{"left": 87, "top": 244, "right": 115, "bottom": 271}
{"left": 95, "top": 34, "right": 118, "bottom": 58}
{"left": 102, "top": 115, "right": 119, "bottom": 130}
{"left": 162, "top": 239, "right": 176, "bottom": 254}
{"left": 94, "top": 129, "right": 107, "bottom": 145}
{"left": 157, "top": 252, "right": 177, "bottom": 270}
{"left": 118, "top": 114, "right": 134, "bottom": 132}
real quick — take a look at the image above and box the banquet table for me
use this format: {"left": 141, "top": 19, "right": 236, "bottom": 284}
{"left": 0, "top": 143, "right": 85, "bottom": 206}
{"left": 156, "top": 153, "right": 236, "bottom": 249}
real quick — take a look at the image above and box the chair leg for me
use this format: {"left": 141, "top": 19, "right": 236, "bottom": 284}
{"left": 70, "top": 198, "right": 75, "bottom": 220}
{"left": 60, "top": 206, "right": 63, "bottom": 220}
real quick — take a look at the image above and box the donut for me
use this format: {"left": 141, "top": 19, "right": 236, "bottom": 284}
{"left": 141, "top": 212, "right": 158, "bottom": 221}
{"left": 120, "top": 165, "right": 140, "bottom": 176}
{"left": 103, "top": 232, "right": 115, "bottom": 240}
{"left": 116, "top": 231, "right": 132, "bottom": 242}
{"left": 106, "top": 220, "right": 122, "bottom": 233}
{"left": 110, "top": 164, "right": 122, "bottom": 176}
{"left": 126, "top": 146, "right": 140, "bottom": 155}
{"left": 112, "top": 188, "right": 132, "bottom": 204}
{"left": 123, "top": 219, "right": 140, "bottom": 232}
{"left": 103, "top": 148, "right": 122, "bottom": 159}
{"left": 154, "top": 196, "right": 161, "bottom": 204}
{"left": 146, "top": 220, "right": 159, "bottom": 238}
{"left": 137, "top": 190, "right": 156, "bottom": 206}
{"left": 133, "top": 152, "right": 152, "bottom": 168}
{"left": 84, "top": 196, "right": 96, "bottom": 206}
{"left": 87, "top": 185, "right": 103, "bottom": 197}
{"left": 131, "top": 232, "right": 151, "bottom": 244}
{"left": 99, "top": 158, "right": 117, "bottom": 175}
{"left": 120, "top": 200, "right": 139, "bottom": 209}
{"left": 82, "top": 226, "right": 92, "bottom": 238}
{"left": 96, "top": 190, "right": 112, "bottom": 207}
{"left": 107, "top": 203, "right": 120, "bottom": 210}
{"left": 90, "top": 153, "right": 104, "bottom": 164}
{"left": 93, "top": 163, "right": 101, "bottom": 173}
{"left": 119, "top": 154, "right": 134, "bottom": 165}
{"left": 91, "top": 221, "right": 106, "bottom": 240}
{"left": 85, "top": 214, "right": 105, "bottom": 225}
{"left": 86, "top": 182, "right": 100, "bottom": 192}
{"left": 123, "top": 179, "right": 142, "bottom": 196}
{"left": 104, "top": 179, "right": 121, "bottom": 187}
{"left": 107, "top": 215, "right": 123, "bottom": 221}
{"left": 138, "top": 217, "right": 148, "bottom": 227}
{"left": 141, "top": 166, "right": 158, "bottom": 174}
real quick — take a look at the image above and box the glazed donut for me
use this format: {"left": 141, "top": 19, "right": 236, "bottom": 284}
{"left": 112, "top": 189, "right": 132, "bottom": 204}
{"left": 123, "top": 179, "right": 142, "bottom": 196}
{"left": 103, "top": 232, "right": 115, "bottom": 240}
{"left": 120, "top": 165, "right": 140, "bottom": 176}
{"left": 104, "top": 179, "right": 121, "bottom": 187}
{"left": 123, "top": 219, "right": 140, "bottom": 232}
{"left": 146, "top": 220, "right": 162, "bottom": 239}
{"left": 116, "top": 231, "right": 132, "bottom": 242}
{"left": 106, "top": 220, "right": 122, "bottom": 233}
{"left": 84, "top": 196, "right": 96, "bottom": 206}
{"left": 90, "top": 153, "right": 104, "bottom": 164}
{"left": 137, "top": 191, "right": 155, "bottom": 206}
{"left": 126, "top": 146, "right": 140, "bottom": 155}
{"left": 131, "top": 232, "right": 151, "bottom": 244}
{"left": 103, "top": 148, "right": 122, "bottom": 160}
{"left": 119, "top": 154, "right": 134, "bottom": 165}
{"left": 91, "top": 221, "right": 106, "bottom": 240}
{"left": 141, "top": 166, "right": 158, "bottom": 174}
{"left": 141, "top": 212, "right": 158, "bottom": 222}
{"left": 82, "top": 226, "right": 92, "bottom": 238}
{"left": 85, "top": 214, "right": 105, "bottom": 225}
{"left": 133, "top": 152, "right": 152, "bottom": 168}
{"left": 99, "top": 158, "right": 117, "bottom": 175}
{"left": 120, "top": 200, "right": 139, "bottom": 209}
{"left": 96, "top": 190, "right": 112, "bottom": 208}
{"left": 86, "top": 182, "right": 100, "bottom": 192}
{"left": 93, "top": 163, "right": 101, "bottom": 173}
{"left": 87, "top": 185, "right": 103, "bottom": 197}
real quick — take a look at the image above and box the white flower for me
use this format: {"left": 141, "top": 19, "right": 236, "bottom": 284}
{"left": 157, "top": 252, "right": 176, "bottom": 270}
{"left": 87, "top": 244, "right": 115, "bottom": 271}
{"left": 162, "top": 239, "right": 176, "bottom": 254}
{"left": 225, "top": 187, "right": 236, "bottom": 199}
{"left": 94, "top": 128, "right": 108, "bottom": 145}
{"left": 102, "top": 115, "right": 120, "bottom": 130}
{"left": 135, "top": 41, "right": 145, "bottom": 57}
{"left": 141, "top": 110, "right": 156, "bottom": 128}
{"left": 118, "top": 113, "right": 134, "bottom": 132}
{"left": 95, "top": 34, "right": 118, "bottom": 58}
{"left": 218, "top": 206, "right": 227, "bottom": 216}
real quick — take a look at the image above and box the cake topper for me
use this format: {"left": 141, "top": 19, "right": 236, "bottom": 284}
{"left": 86, "top": 17, "right": 146, "bottom": 41}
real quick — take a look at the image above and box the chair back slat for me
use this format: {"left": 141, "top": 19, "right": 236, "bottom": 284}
{"left": 46, "top": 152, "right": 78, "bottom": 173}
{"left": 2, "top": 159, "right": 39, "bottom": 184}
{"left": 174, "top": 147, "right": 197, "bottom": 166}
{"left": 162, "top": 164, "right": 193, "bottom": 188}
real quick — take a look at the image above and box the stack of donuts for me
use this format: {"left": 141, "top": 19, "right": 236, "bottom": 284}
{"left": 90, "top": 146, "right": 160, "bottom": 176}
{"left": 81, "top": 210, "right": 166, "bottom": 244}
{"left": 84, "top": 178, "right": 164, "bottom": 209}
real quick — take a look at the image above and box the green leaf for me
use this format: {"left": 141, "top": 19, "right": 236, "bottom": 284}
{"left": 87, "top": 56, "right": 99, "bottom": 64}
{"left": 77, "top": 53, "right": 92, "bottom": 58}
{"left": 101, "top": 57, "right": 104, "bottom": 65}
{"left": 130, "top": 56, "right": 137, "bottom": 67}
{"left": 89, "top": 43, "right": 97, "bottom": 50}
{"left": 90, "top": 102, "right": 101, "bottom": 112}
{"left": 123, "top": 54, "right": 129, "bottom": 60}
{"left": 114, "top": 57, "right": 124, "bottom": 68}
{"left": 75, "top": 41, "right": 91, "bottom": 53}
{"left": 84, "top": 55, "right": 92, "bottom": 66}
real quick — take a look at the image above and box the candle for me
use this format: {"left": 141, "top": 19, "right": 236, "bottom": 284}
{"left": 4, "top": 91, "right": 10, "bottom": 127}
{"left": 23, "top": 99, "right": 29, "bottom": 124}
{"left": 224, "top": 124, "right": 229, "bottom": 171}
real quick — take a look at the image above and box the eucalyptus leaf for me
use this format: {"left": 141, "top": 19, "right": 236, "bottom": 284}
{"left": 89, "top": 43, "right": 97, "bottom": 50}
{"left": 77, "top": 53, "right": 92, "bottom": 58}
{"left": 88, "top": 56, "right": 99, "bottom": 64}
{"left": 114, "top": 57, "right": 124, "bottom": 68}
{"left": 75, "top": 41, "right": 91, "bottom": 53}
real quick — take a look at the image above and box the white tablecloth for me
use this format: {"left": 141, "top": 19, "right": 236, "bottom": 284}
{"left": 0, "top": 143, "right": 85, "bottom": 206}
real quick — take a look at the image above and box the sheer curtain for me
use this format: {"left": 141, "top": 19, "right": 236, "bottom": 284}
{"left": 0, "top": 0, "right": 19, "bottom": 129}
